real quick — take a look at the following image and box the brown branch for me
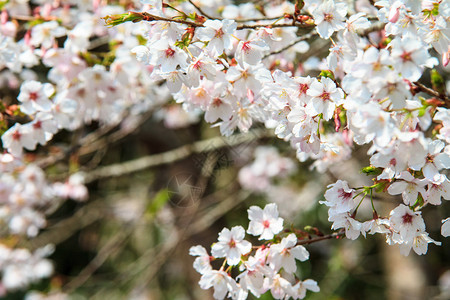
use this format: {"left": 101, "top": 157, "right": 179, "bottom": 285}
{"left": 138, "top": 12, "right": 313, "bottom": 30}
{"left": 262, "top": 31, "right": 317, "bottom": 59}
{"left": 297, "top": 230, "right": 345, "bottom": 246}
{"left": 236, "top": 22, "right": 314, "bottom": 30}
{"left": 413, "top": 81, "right": 450, "bottom": 106}
{"left": 141, "top": 12, "right": 201, "bottom": 27}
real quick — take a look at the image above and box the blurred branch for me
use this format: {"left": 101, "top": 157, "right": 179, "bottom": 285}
{"left": 37, "top": 109, "right": 153, "bottom": 169}
{"left": 83, "top": 127, "right": 273, "bottom": 183}
{"left": 262, "top": 31, "right": 317, "bottom": 60}
{"left": 63, "top": 224, "right": 134, "bottom": 293}
{"left": 297, "top": 230, "right": 345, "bottom": 246}
{"left": 20, "top": 200, "right": 105, "bottom": 250}
{"left": 187, "top": 0, "right": 214, "bottom": 19}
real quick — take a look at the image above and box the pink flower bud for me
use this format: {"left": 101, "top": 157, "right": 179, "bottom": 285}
{"left": 388, "top": 2, "right": 402, "bottom": 23}
{"left": 1, "top": 10, "right": 8, "bottom": 25}
{"left": 443, "top": 49, "right": 450, "bottom": 67}
{"left": 42, "top": 3, "right": 52, "bottom": 18}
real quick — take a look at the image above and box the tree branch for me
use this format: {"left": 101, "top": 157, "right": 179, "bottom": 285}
{"left": 83, "top": 128, "right": 273, "bottom": 183}
{"left": 413, "top": 81, "right": 450, "bottom": 106}
{"left": 187, "top": 0, "right": 214, "bottom": 20}
{"left": 297, "top": 230, "right": 345, "bottom": 246}
{"left": 262, "top": 31, "right": 317, "bottom": 59}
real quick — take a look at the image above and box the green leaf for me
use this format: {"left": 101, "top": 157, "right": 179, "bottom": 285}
{"left": 319, "top": 70, "right": 335, "bottom": 80}
{"left": 102, "top": 12, "right": 144, "bottom": 27}
{"left": 0, "top": 0, "right": 9, "bottom": 10}
{"left": 361, "top": 166, "right": 382, "bottom": 176}
{"left": 431, "top": 69, "right": 445, "bottom": 94}
{"left": 146, "top": 189, "right": 170, "bottom": 216}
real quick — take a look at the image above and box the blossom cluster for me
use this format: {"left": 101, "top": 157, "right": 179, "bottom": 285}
{"left": 190, "top": 203, "right": 319, "bottom": 299}
{"left": 238, "top": 146, "right": 296, "bottom": 192}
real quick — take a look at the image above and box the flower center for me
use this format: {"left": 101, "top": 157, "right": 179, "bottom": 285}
{"left": 12, "top": 130, "right": 21, "bottom": 141}
{"left": 320, "top": 92, "right": 331, "bottom": 101}
{"left": 33, "top": 121, "right": 42, "bottom": 130}
{"left": 165, "top": 47, "right": 175, "bottom": 58}
{"left": 29, "top": 92, "right": 38, "bottom": 101}
{"left": 400, "top": 51, "right": 412, "bottom": 62}
{"left": 338, "top": 188, "right": 353, "bottom": 201}
{"left": 212, "top": 98, "right": 222, "bottom": 107}
{"left": 215, "top": 28, "right": 224, "bottom": 38}
{"left": 241, "top": 41, "right": 251, "bottom": 53}
{"left": 193, "top": 60, "right": 203, "bottom": 70}
{"left": 299, "top": 83, "right": 309, "bottom": 95}
{"left": 402, "top": 213, "right": 413, "bottom": 224}
{"left": 324, "top": 13, "right": 334, "bottom": 22}
{"left": 263, "top": 220, "right": 270, "bottom": 228}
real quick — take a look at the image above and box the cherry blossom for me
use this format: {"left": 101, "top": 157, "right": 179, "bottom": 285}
{"left": 247, "top": 203, "right": 284, "bottom": 240}
{"left": 211, "top": 226, "right": 252, "bottom": 266}
{"left": 268, "top": 233, "right": 309, "bottom": 273}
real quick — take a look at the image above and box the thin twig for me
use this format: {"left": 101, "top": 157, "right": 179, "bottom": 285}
{"left": 235, "top": 15, "right": 286, "bottom": 23}
{"left": 262, "top": 31, "right": 317, "bottom": 59}
{"left": 187, "top": 0, "right": 214, "bottom": 20}
{"left": 297, "top": 230, "right": 345, "bottom": 246}
{"left": 413, "top": 81, "right": 450, "bottom": 106}
{"left": 139, "top": 12, "right": 313, "bottom": 30}
{"left": 83, "top": 128, "right": 272, "bottom": 183}
{"left": 63, "top": 225, "right": 133, "bottom": 293}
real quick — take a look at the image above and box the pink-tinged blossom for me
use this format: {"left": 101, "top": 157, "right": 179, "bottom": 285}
{"left": 425, "top": 176, "right": 450, "bottom": 205}
{"left": 388, "top": 1, "right": 403, "bottom": 23}
{"left": 28, "top": 113, "right": 58, "bottom": 146}
{"left": 306, "top": 77, "right": 344, "bottom": 121}
{"left": 151, "top": 40, "right": 188, "bottom": 73}
{"left": 247, "top": 203, "right": 284, "bottom": 240}
{"left": 268, "top": 274, "right": 294, "bottom": 300}
{"left": 424, "top": 16, "right": 450, "bottom": 55}
{"left": 364, "top": 218, "right": 391, "bottom": 235}
{"left": 290, "top": 279, "right": 320, "bottom": 299}
{"left": 17, "top": 80, "right": 54, "bottom": 115}
{"left": 53, "top": 173, "right": 88, "bottom": 202}
{"left": 235, "top": 39, "right": 269, "bottom": 67}
{"left": 1, "top": 245, "right": 54, "bottom": 291}
{"left": 399, "top": 232, "right": 441, "bottom": 256}
{"left": 389, "top": 35, "right": 435, "bottom": 81}
{"left": 211, "top": 226, "right": 252, "bottom": 266}
{"left": 199, "top": 270, "right": 238, "bottom": 300}
{"left": 422, "top": 140, "right": 450, "bottom": 182}
{"left": 389, "top": 204, "right": 426, "bottom": 243}
{"left": 387, "top": 171, "right": 427, "bottom": 206}
{"left": 370, "top": 148, "right": 407, "bottom": 180}
{"left": 196, "top": 19, "right": 237, "bottom": 56}
{"left": 205, "top": 96, "right": 233, "bottom": 123}
{"left": 1, "top": 123, "right": 36, "bottom": 157}
{"left": 8, "top": 207, "right": 46, "bottom": 237}
{"left": 225, "top": 63, "right": 272, "bottom": 98}
{"left": 189, "top": 245, "right": 212, "bottom": 275}
{"left": 30, "top": 21, "right": 65, "bottom": 49}
{"left": 268, "top": 233, "right": 309, "bottom": 273}
{"left": 329, "top": 212, "right": 365, "bottom": 240}
{"left": 311, "top": 0, "right": 347, "bottom": 39}
{"left": 187, "top": 53, "right": 222, "bottom": 87}
{"left": 322, "top": 180, "right": 356, "bottom": 214}
{"left": 237, "top": 248, "right": 272, "bottom": 297}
